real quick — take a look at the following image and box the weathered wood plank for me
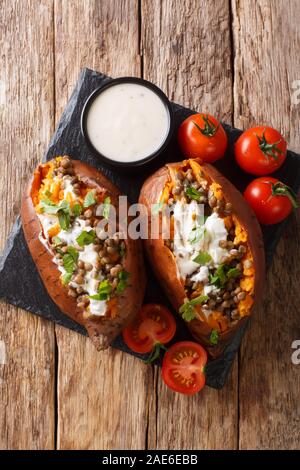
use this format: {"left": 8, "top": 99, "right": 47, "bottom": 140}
{"left": 54, "top": 0, "right": 151, "bottom": 450}
{"left": 232, "top": 0, "right": 300, "bottom": 449}
{"left": 0, "top": 0, "right": 55, "bottom": 450}
{"left": 142, "top": 0, "right": 238, "bottom": 450}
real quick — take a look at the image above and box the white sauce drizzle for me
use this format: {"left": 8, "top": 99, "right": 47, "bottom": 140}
{"left": 37, "top": 208, "right": 107, "bottom": 316}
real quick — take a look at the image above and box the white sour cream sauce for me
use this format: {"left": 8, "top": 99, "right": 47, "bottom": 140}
{"left": 173, "top": 200, "right": 229, "bottom": 281}
{"left": 86, "top": 83, "right": 170, "bottom": 162}
{"left": 38, "top": 214, "right": 106, "bottom": 316}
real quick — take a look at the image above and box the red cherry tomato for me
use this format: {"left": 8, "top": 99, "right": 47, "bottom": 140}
{"left": 244, "top": 177, "right": 298, "bottom": 225}
{"left": 235, "top": 126, "right": 287, "bottom": 175}
{"left": 162, "top": 341, "right": 207, "bottom": 395}
{"left": 123, "top": 304, "right": 176, "bottom": 355}
{"left": 178, "top": 113, "right": 228, "bottom": 163}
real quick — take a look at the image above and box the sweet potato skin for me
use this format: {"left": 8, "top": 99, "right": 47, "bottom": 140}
{"left": 139, "top": 159, "right": 265, "bottom": 358}
{"left": 21, "top": 159, "right": 146, "bottom": 350}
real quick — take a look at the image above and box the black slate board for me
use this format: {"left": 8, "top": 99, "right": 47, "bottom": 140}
{"left": 1, "top": 68, "right": 300, "bottom": 389}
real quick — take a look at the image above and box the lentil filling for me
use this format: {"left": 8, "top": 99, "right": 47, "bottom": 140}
{"left": 161, "top": 161, "right": 255, "bottom": 332}
{"left": 33, "top": 156, "right": 128, "bottom": 318}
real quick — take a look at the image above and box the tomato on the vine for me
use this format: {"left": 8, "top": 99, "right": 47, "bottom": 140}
{"left": 161, "top": 341, "right": 207, "bottom": 395}
{"left": 244, "top": 177, "right": 298, "bottom": 225}
{"left": 122, "top": 304, "right": 176, "bottom": 363}
{"left": 235, "top": 126, "right": 287, "bottom": 175}
{"left": 178, "top": 113, "right": 228, "bottom": 163}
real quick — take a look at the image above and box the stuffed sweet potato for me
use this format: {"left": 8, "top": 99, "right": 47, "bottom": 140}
{"left": 21, "top": 156, "right": 146, "bottom": 350}
{"left": 139, "top": 158, "right": 265, "bottom": 358}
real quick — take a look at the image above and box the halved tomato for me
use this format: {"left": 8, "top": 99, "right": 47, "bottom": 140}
{"left": 162, "top": 341, "right": 207, "bottom": 395}
{"left": 122, "top": 304, "right": 176, "bottom": 359}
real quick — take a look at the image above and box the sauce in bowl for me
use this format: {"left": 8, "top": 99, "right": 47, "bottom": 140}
{"left": 81, "top": 78, "right": 173, "bottom": 167}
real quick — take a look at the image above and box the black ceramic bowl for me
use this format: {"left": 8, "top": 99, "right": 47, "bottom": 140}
{"left": 81, "top": 77, "right": 174, "bottom": 169}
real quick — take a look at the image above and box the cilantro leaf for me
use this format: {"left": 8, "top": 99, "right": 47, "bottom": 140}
{"left": 179, "top": 295, "right": 209, "bottom": 322}
{"left": 62, "top": 253, "right": 75, "bottom": 273}
{"left": 76, "top": 230, "right": 96, "bottom": 247}
{"left": 193, "top": 251, "right": 212, "bottom": 265}
{"left": 180, "top": 303, "right": 197, "bottom": 321}
{"left": 227, "top": 267, "right": 241, "bottom": 279}
{"left": 41, "top": 199, "right": 71, "bottom": 230}
{"left": 40, "top": 198, "right": 59, "bottom": 214}
{"left": 210, "top": 329, "right": 219, "bottom": 345}
{"left": 72, "top": 203, "right": 82, "bottom": 217}
{"left": 210, "top": 264, "right": 227, "bottom": 287}
{"left": 116, "top": 270, "right": 130, "bottom": 294}
{"left": 58, "top": 209, "right": 70, "bottom": 230}
{"left": 185, "top": 186, "right": 201, "bottom": 200}
{"left": 90, "top": 279, "right": 112, "bottom": 301}
{"left": 103, "top": 196, "right": 111, "bottom": 220}
{"left": 67, "top": 245, "right": 79, "bottom": 262}
{"left": 83, "top": 190, "right": 96, "bottom": 208}
{"left": 52, "top": 236, "right": 62, "bottom": 246}
{"left": 62, "top": 272, "right": 72, "bottom": 285}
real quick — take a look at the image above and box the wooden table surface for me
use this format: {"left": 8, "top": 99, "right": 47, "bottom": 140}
{"left": 1, "top": 0, "right": 300, "bottom": 450}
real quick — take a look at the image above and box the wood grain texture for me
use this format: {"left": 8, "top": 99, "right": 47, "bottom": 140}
{"left": 54, "top": 0, "right": 151, "bottom": 450}
{"left": 232, "top": 0, "right": 300, "bottom": 449}
{"left": 0, "top": 0, "right": 55, "bottom": 450}
{"left": 142, "top": 0, "right": 238, "bottom": 450}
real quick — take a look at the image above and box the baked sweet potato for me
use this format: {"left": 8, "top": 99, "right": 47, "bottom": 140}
{"left": 139, "top": 158, "right": 265, "bottom": 358}
{"left": 21, "top": 156, "right": 146, "bottom": 350}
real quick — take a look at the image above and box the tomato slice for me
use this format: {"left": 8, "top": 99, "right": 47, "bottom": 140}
{"left": 122, "top": 304, "right": 177, "bottom": 354}
{"left": 162, "top": 341, "right": 207, "bottom": 395}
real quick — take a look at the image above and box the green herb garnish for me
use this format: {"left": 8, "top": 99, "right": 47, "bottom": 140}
{"left": 179, "top": 295, "right": 209, "bottom": 322}
{"left": 52, "top": 236, "right": 62, "bottom": 246}
{"left": 193, "top": 251, "right": 212, "bottom": 265}
{"left": 45, "top": 190, "right": 52, "bottom": 197}
{"left": 76, "top": 230, "right": 96, "bottom": 247}
{"left": 66, "top": 245, "right": 79, "bottom": 262}
{"left": 90, "top": 279, "right": 112, "bottom": 301}
{"left": 209, "top": 264, "right": 227, "bottom": 287}
{"left": 103, "top": 196, "right": 111, "bottom": 220}
{"left": 41, "top": 198, "right": 71, "bottom": 230}
{"left": 185, "top": 186, "right": 201, "bottom": 200}
{"left": 83, "top": 190, "right": 96, "bottom": 208}
{"left": 63, "top": 254, "right": 75, "bottom": 273}
{"left": 189, "top": 225, "right": 206, "bottom": 244}
{"left": 210, "top": 329, "right": 219, "bottom": 345}
{"left": 72, "top": 203, "right": 82, "bottom": 217}
{"left": 144, "top": 343, "right": 167, "bottom": 365}
{"left": 62, "top": 246, "right": 79, "bottom": 275}
{"left": 116, "top": 270, "right": 130, "bottom": 294}
{"left": 58, "top": 210, "right": 70, "bottom": 230}
{"left": 61, "top": 272, "right": 72, "bottom": 285}
{"left": 227, "top": 267, "right": 241, "bottom": 279}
